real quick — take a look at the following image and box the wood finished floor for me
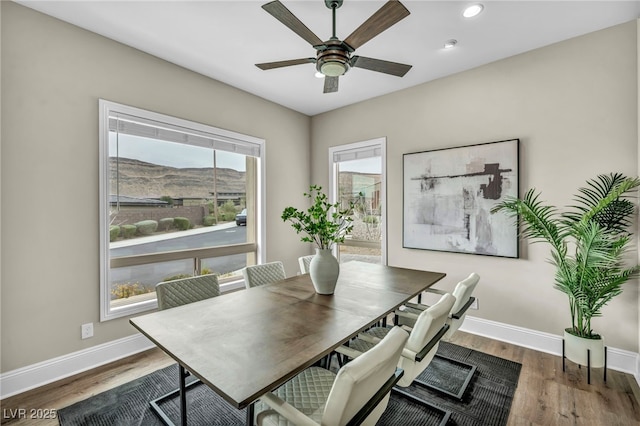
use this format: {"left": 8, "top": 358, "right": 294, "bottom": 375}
{"left": 1, "top": 331, "right": 639, "bottom": 425}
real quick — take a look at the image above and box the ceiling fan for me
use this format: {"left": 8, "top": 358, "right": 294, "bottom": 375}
{"left": 256, "top": 0, "right": 412, "bottom": 94}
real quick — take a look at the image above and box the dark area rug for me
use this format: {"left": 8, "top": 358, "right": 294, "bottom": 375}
{"left": 58, "top": 341, "right": 521, "bottom": 426}
{"left": 379, "top": 342, "right": 521, "bottom": 426}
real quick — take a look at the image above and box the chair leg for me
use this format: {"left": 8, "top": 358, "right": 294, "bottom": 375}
{"left": 415, "top": 354, "right": 477, "bottom": 400}
{"left": 313, "top": 355, "right": 331, "bottom": 369}
{"left": 324, "top": 351, "right": 345, "bottom": 372}
{"left": 391, "top": 387, "right": 451, "bottom": 426}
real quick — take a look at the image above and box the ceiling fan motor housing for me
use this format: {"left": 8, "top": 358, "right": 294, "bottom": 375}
{"left": 316, "top": 39, "right": 350, "bottom": 76}
{"left": 257, "top": 0, "right": 412, "bottom": 92}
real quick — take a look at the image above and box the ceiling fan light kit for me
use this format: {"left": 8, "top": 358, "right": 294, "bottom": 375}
{"left": 256, "top": 0, "right": 413, "bottom": 93}
{"left": 320, "top": 61, "right": 347, "bottom": 77}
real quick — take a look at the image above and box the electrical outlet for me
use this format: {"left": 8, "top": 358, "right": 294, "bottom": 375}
{"left": 81, "top": 323, "right": 94, "bottom": 339}
{"left": 470, "top": 298, "right": 479, "bottom": 310}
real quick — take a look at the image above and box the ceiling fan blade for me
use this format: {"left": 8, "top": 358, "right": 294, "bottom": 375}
{"left": 351, "top": 56, "right": 412, "bottom": 77}
{"left": 262, "top": 1, "right": 324, "bottom": 47}
{"left": 343, "top": 0, "right": 410, "bottom": 50}
{"left": 324, "top": 76, "right": 339, "bottom": 93}
{"left": 256, "top": 58, "right": 316, "bottom": 70}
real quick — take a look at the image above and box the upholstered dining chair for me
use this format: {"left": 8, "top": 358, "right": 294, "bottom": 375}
{"left": 242, "top": 261, "right": 286, "bottom": 289}
{"left": 394, "top": 272, "right": 480, "bottom": 399}
{"left": 254, "top": 326, "right": 409, "bottom": 426}
{"left": 298, "top": 255, "right": 314, "bottom": 274}
{"left": 396, "top": 272, "right": 480, "bottom": 338}
{"left": 336, "top": 293, "right": 455, "bottom": 423}
{"left": 156, "top": 273, "right": 220, "bottom": 310}
{"left": 152, "top": 274, "right": 220, "bottom": 425}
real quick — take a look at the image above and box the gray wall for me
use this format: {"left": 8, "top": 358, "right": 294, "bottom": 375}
{"left": 1, "top": 1, "right": 639, "bottom": 375}
{"left": 311, "top": 21, "right": 639, "bottom": 352}
{"left": 1, "top": 2, "right": 311, "bottom": 372}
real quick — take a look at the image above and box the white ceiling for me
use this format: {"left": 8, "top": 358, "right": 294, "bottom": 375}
{"left": 17, "top": 0, "right": 640, "bottom": 116}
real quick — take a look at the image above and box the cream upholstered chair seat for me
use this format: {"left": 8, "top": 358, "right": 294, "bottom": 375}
{"left": 242, "top": 261, "right": 286, "bottom": 289}
{"left": 298, "top": 255, "right": 314, "bottom": 274}
{"left": 255, "top": 327, "right": 409, "bottom": 426}
{"left": 256, "top": 367, "right": 334, "bottom": 425}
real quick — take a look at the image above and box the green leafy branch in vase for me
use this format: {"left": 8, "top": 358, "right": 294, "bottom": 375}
{"left": 282, "top": 185, "right": 357, "bottom": 250}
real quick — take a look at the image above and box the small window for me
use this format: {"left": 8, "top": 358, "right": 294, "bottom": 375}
{"left": 329, "top": 138, "right": 387, "bottom": 265}
{"left": 99, "top": 100, "right": 264, "bottom": 321}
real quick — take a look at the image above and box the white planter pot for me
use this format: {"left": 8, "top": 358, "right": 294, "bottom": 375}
{"left": 309, "top": 248, "right": 339, "bottom": 295}
{"left": 563, "top": 329, "right": 605, "bottom": 368}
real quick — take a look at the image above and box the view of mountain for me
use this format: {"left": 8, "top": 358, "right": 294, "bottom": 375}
{"left": 109, "top": 157, "right": 246, "bottom": 199}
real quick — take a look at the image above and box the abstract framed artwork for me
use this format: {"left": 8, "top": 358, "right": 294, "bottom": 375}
{"left": 403, "top": 139, "right": 519, "bottom": 258}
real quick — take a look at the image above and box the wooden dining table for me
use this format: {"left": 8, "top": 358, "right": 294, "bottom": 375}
{"left": 129, "top": 261, "right": 446, "bottom": 425}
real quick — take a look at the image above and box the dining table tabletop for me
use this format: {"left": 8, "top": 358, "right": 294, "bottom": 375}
{"left": 129, "top": 260, "right": 446, "bottom": 425}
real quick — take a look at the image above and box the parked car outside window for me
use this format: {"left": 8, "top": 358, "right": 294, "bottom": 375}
{"left": 236, "top": 208, "right": 247, "bottom": 226}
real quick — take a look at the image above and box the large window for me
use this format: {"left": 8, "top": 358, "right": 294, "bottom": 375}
{"left": 329, "top": 138, "right": 386, "bottom": 265}
{"left": 99, "top": 100, "right": 264, "bottom": 321}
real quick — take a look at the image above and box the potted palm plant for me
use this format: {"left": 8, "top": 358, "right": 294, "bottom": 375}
{"left": 282, "top": 185, "right": 354, "bottom": 294}
{"left": 492, "top": 173, "right": 640, "bottom": 368}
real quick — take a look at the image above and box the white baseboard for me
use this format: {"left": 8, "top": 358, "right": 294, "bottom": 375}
{"left": 1, "top": 317, "right": 639, "bottom": 400}
{"left": 460, "top": 316, "right": 640, "bottom": 378}
{"left": 0, "top": 333, "right": 154, "bottom": 400}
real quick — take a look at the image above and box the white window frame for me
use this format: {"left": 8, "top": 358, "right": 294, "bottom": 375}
{"left": 328, "top": 138, "right": 387, "bottom": 265}
{"left": 99, "top": 99, "right": 265, "bottom": 321}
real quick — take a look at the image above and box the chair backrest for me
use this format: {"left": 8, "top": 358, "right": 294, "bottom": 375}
{"left": 450, "top": 272, "right": 479, "bottom": 315}
{"left": 242, "top": 261, "right": 286, "bottom": 289}
{"left": 398, "top": 293, "right": 456, "bottom": 386}
{"left": 447, "top": 272, "right": 480, "bottom": 336}
{"left": 298, "top": 255, "right": 314, "bottom": 274}
{"left": 155, "top": 274, "right": 220, "bottom": 310}
{"left": 323, "top": 326, "right": 408, "bottom": 426}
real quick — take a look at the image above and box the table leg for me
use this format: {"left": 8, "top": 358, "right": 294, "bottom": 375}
{"left": 246, "top": 402, "right": 254, "bottom": 426}
{"left": 179, "top": 365, "right": 188, "bottom": 425}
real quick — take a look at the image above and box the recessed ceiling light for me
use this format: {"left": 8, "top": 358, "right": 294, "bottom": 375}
{"left": 463, "top": 4, "right": 484, "bottom": 18}
{"left": 444, "top": 39, "right": 458, "bottom": 49}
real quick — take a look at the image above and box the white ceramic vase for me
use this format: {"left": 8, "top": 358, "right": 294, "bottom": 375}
{"left": 309, "top": 248, "right": 339, "bottom": 295}
{"left": 563, "top": 329, "right": 605, "bottom": 368}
